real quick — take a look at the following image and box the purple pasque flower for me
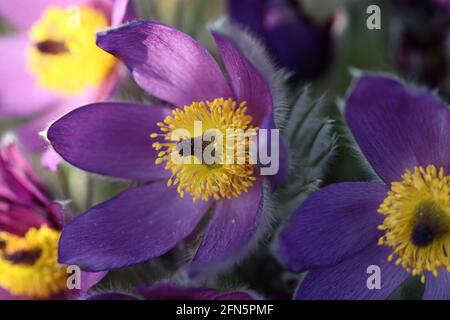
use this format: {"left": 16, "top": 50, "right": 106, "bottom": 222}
{"left": 228, "top": 0, "right": 335, "bottom": 81}
{"left": 0, "top": 0, "right": 134, "bottom": 152}
{"left": 0, "top": 142, "right": 104, "bottom": 300}
{"left": 390, "top": 0, "right": 450, "bottom": 95}
{"left": 47, "top": 20, "right": 287, "bottom": 273}
{"left": 88, "top": 283, "right": 257, "bottom": 300}
{"left": 278, "top": 74, "right": 450, "bottom": 300}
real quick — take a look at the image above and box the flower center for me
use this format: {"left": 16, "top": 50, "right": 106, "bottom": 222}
{"left": 378, "top": 165, "right": 450, "bottom": 283}
{"left": 27, "top": 6, "right": 116, "bottom": 96}
{"left": 151, "top": 98, "right": 257, "bottom": 202}
{"left": 0, "top": 226, "right": 68, "bottom": 299}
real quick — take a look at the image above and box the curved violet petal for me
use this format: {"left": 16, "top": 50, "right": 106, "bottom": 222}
{"left": 190, "top": 182, "right": 263, "bottom": 273}
{"left": 47, "top": 102, "right": 172, "bottom": 181}
{"left": 0, "top": 33, "right": 59, "bottom": 118}
{"left": 423, "top": 271, "right": 450, "bottom": 300}
{"left": 136, "top": 283, "right": 255, "bottom": 300}
{"left": 97, "top": 21, "right": 232, "bottom": 108}
{"left": 58, "top": 182, "right": 209, "bottom": 271}
{"left": 295, "top": 244, "right": 409, "bottom": 300}
{"left": 0, "top": 0, "right": 90, "bottom": 30}
{"left": 278, "top": 182, "right": 388, "bottom": 272}
{"left": 212, "top": 32, "right": 272, "bottom": 125}
{"left": 346, "top": 75, "right": 450, "bottom": 184}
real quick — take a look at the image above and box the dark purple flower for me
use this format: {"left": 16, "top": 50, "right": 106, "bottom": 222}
{"left": 47, "top": 21, "right": 287, "bottom": 273}
{"left": 278, "top": 74, "right": 450, "bottom": 300}
{"left": 88, "top": 283, "right": 257, "bottom": 300}
{"left": 0, "top": 0, "right": 135, "bottom": 152}
{"left": 228, "top": 0, "right": 335, "bottom": 81}
{"left": 390, "top": 0, "right": 450, "bottom": 95}
{"left": 0, "top": 142, "right": 103, "bottom": 300}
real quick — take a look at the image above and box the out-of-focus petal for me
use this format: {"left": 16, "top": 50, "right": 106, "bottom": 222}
{"left": 0, "top": 33, "right": 59, "bottom": 118}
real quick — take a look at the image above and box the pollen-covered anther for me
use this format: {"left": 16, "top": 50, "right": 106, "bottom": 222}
{"left": 27, "top": 5, "right": 116, "bottom": 95}
{"left": 0, "top": 226, "right": 68, "bottom": 299}
{"left": 151, "top": 98, "right": 258, "bottom": 202}
{"left": 378, "top": 165, "right": 450, "bottom": 283}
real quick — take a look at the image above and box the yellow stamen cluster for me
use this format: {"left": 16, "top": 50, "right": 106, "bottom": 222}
{"left": 0, "top": 226, "right": 68, "bottom": 299}
{"left": 27, "top": 6, "right": 116, "bottom": 96}
{"left": 152, "top": 98, "right": 257, "bottom": 202}
{"left": 378, "top": 165, "right": 450, "bottom": 283}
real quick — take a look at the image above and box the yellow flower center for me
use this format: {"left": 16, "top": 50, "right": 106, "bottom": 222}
{"left": 378, "top": 165, "right": 450, "bottom": 283}
{"left": 27, "top": 6, "right": 116, "bottom": 96}
{"left": 0, "top": 226, "right": 68, "bottom": 299}
{"left": 151, "top": 98, "right": 258, "bottom": 202}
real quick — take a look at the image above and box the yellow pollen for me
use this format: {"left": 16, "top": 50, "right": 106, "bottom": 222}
{"left": 27, "top": 6, "right": 116, "bottom": 96}
{"left": 378, "top": 165, "right": 450, "bottom": 282}
{"left": 0, "top": 226, "right": 68, "bottom": 299}
{"left": 152, "top": 98, "right": 258, "bottom": 202}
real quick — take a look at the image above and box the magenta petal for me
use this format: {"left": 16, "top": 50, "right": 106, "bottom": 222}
{"left": 190, "top": 183, "right": 264, "bottom": 273}
{"left": 423, "top": 271, "right": 450, "bottom": 300}
{"left": 97, "top": 21, "right": 232, "bottom": 107}
{"left": 295, "top": 244, "right": 409, "bottom": 300}
{"left": 212, "top": 32, "right": 272, "bottom": 125}
{"left": 48, "top": 102, "right": 172, "bottom": 181}
{"left": 0, "top": 0, "right": 88, "bottom": 29}
{"left": 278, "top": 182, "right": 388, "bottom": 272}
{"left": 58, "top": 182, "right": 209, "bottom": 271}
{"left": 346, "top": 75, "right": 450, "bottom": 183}
{"left": 0, "top": 33, "right": 59, "bottom": 118}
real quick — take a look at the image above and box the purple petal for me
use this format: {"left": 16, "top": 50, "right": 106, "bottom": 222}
{"left": 58, "top": 182, "right": 209, "bottom": 271}
{"left": 423, "top": 271, "right": 450, "bottom": 300}
{"left": 278, "top": 182, "right": 388, "bottom": 272}
{"left": 259, "top": 0, "right": 333, "bottom": 80}
{"left": 48, "top": 102, "right": 171, "bottom": 181}
{"left": 346, "top": 75, "right": 450, "bottom": 183}
{"left": 212, "top": 32, "right": 272, "bottom": 125}
{"left": 0, "top": 287, "right": 14, "bottom": 300}
{"left": 0, "top": 0, "right": 89, "bottom": 30}
{"left": 136, "top": 284, "right": 220, "bottom": 300}
{"left": 64, "top": 271, "right": 107, "bottom": 299}
{"left": 97, "top": 21, "right": 232, "bottom": 108}
{"left": 0, "top": 33, "right": 59, "bottom": 118}
{"left": 190, "top": 183, "right": 263, "bottom": 273}
{"left": 136, "top": 283, "right": 255, "bottom": 300}
{"left": 295, "top": 244, "right": 409, "bottom": 300}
